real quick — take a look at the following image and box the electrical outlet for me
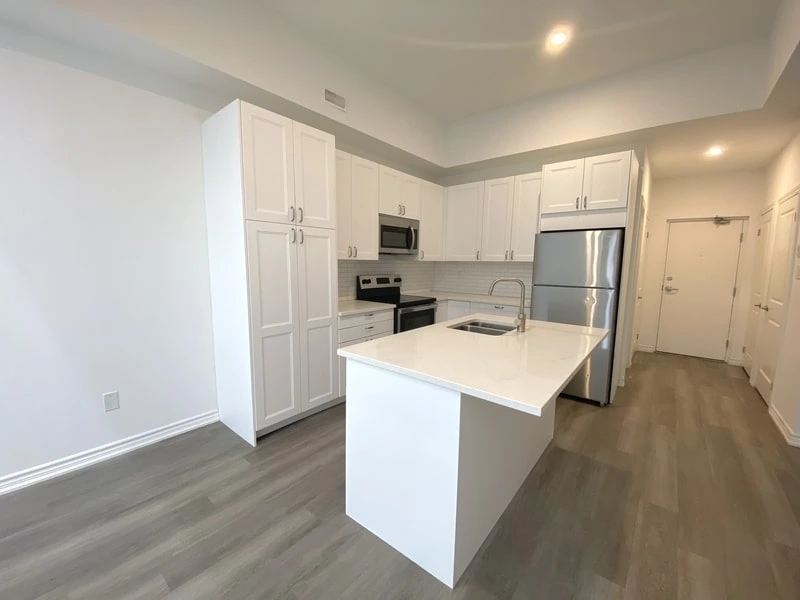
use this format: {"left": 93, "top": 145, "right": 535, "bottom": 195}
{"left": 103, "top": 391, "right": 120, "bottom": 412}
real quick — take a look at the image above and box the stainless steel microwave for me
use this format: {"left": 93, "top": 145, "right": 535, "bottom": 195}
{"left": 379, "top": 215, "right": 419, "bottom": 255}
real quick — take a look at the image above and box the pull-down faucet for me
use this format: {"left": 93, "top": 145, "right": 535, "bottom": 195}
{"left": 488, "top": 278, "right": 527, "bottom": 333}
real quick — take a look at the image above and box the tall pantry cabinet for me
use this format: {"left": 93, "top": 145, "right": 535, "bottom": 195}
{"left": 203, "top": 100, "right": 339, "bottom": 446}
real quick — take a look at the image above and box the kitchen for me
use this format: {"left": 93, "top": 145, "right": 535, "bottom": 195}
{"left": 2, "top": 0, "right": 800, "bottom": 598}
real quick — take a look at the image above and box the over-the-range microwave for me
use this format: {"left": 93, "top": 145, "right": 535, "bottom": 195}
{"left": 379, "top": 214, "right": 419, "bottom": 255}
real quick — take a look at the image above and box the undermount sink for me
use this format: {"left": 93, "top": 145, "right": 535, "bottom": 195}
{"left": 448, "top": 320, "right": 517, "bottom": 336}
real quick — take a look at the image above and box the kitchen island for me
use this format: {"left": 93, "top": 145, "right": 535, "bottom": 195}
{"left": 338, "top": 314, "right": 608, "bottom": 588}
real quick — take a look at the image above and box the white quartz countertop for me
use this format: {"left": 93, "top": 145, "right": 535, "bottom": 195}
{"left": 338, "top": 314, "right": 608, "bottom": 416}
{"left": 408, "top": 290, "right": 531, "bottom": 309}
{"left": 338, "top": 299, "right": 395, "bottom": 317}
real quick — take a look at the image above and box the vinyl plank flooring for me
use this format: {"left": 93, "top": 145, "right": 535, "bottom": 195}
{"left": 1, "top": 355, "right": 799, "bottom": 599}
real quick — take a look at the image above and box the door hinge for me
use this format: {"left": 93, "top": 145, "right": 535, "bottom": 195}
{"left": 742, "top": 345, "right": 746, "bottom": 353}
{"left": 733, "top": 287, "right": 737, "bottom": 298}
{"left": 740, "top": 232, "right": 744, "bottom": 243}
{"left": 646, "top": 231, "right": 650, "bottom": 239}
{"left": 757, "top": 228, "right": 761, "bottom": 236}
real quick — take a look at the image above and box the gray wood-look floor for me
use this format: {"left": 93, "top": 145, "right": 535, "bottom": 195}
{"left": 2, "top": 353, "right": 800, "bottom": 599}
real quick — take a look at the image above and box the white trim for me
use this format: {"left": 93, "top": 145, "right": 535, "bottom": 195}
{"left": 0, "top": 411, "right": 219, "bottom": 496}
{"left": 636, "top": 344, "right": 656, "bottom": 353}
{"left": 769, "top": 405, "right": 800, "bottom": 447}
{"left": 726, "top": 357, "right": 743, "bottom": 366}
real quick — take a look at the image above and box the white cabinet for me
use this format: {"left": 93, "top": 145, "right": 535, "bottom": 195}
{"left": 336, "top": 151, "right": 379, "bottom": 260}
{"left": 541, "top": 151, "right": 631, "bottom": 216}
{"left": 445, "top": 300, "right": 471, "bottom": 320}
{"left": 401, "top": 173, "right": 422, "bottom": 220}
{"left": 481, "top": 177, "right": 514, "bottom": 262}
{"left": 470, "top": 302, "right": 520, "bottom": 317}
{"left": 420, "top": 182, "right": 445, "bottom": 261}
{"left": 337, "top": 308, "right": 394, "bottom": 397}
{"left": 241, "top": 102, "right": 335, "bottom": 229}
{"left": 202, "top": 100, "right": 340, "bottom": 446}
{"left": 379, "top": 166, "right": 403, "bottom": 216}
{"left": 445, "top": 182, "right": 484, "bottom": 261}
{"left": 510, "top": 172, "right": 541, "bottom": 261}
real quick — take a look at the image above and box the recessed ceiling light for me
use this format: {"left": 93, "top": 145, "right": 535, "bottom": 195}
{"left": 705, "top": 145, "right": 725, "bottom": 157}
{"left": 546, "top": 26, "right": 572, "bottom": 54}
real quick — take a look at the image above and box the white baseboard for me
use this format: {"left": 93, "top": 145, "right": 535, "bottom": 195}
{"left": 769, "top": 405, "right": 800, "bottom": 447}
{"left": 727, "top": 357, "right": 743, "bottom": 366}
{"left": 636, "top": 344, "right": 655, "bottom": 353}
{"left": 0, "top": 411, "right": 219, "bottom": 496}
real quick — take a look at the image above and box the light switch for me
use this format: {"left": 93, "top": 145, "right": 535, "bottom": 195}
{"left": 103, "top": 391, "right": 120, "bottom": 412}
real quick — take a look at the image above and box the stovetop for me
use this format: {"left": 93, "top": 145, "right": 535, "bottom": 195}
{"left": 356, "top": 275, "right": 436, "bottom": 308}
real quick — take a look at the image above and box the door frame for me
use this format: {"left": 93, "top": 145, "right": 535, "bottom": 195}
{"left": 654, "top": 216, "right": 748, "bottom": 362}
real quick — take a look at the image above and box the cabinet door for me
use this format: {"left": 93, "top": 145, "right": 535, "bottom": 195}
{"left": 541, "top": 159, "right": 584, "bottom": 214}
{"left": 293, "top": 123, "right": 336, "bottom": 229}
{"left": 401, "top": 173, "right": 422, "bottom": 219}
{"left": 419, "top": 182, "right": 445, "bottom": 261}
{"left": 470, "top": 302, "right": 520, "bottom": 317}
{"left": 246, "top": 221, "right": 302, "bottom": 430}
{"left": 297, "top": 226, "right": 339, "bottom": 411}
{"left": 379, "top": 166, "right": 403, "bottom": 216}
{"left": 350, "top": 156, "right": 380, "bottom": 260}
{"left": 336, "top": 151, "right": 352, "bottom": 259}
{"left": 241, "top": 103, "right": 295, "bottom": 224}
{"left": 445, "top": 182, "right": 484, "bottom": 261}
{"left": 435, "top": 301, "right": 449, "bottom": 323}
{"left": 447, "top": 300, "right": 472, "bottom": 319}
{"left": 510, "top": 172, "right": 541, "bottom": 262}
{"left": 481, "top": 177, "right": 514, "bottom": 262}
{"left": 583, "top": 151, "right": 632, "bottom": 211}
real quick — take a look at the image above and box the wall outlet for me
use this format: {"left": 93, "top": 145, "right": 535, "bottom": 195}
{"left": 103, "top": 391, "right": 120, "bottom": 412}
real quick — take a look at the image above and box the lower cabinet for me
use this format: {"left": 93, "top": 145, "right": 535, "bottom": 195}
{"left": 337, "top": 308, "right": 394, "bottom": 398}
{"left": 469, "top": 302, "right": 521, "bottom": 317}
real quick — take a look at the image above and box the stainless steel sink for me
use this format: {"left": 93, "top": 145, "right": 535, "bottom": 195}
{"left": 448, "top": 320, "right": 517, "bottom": 336}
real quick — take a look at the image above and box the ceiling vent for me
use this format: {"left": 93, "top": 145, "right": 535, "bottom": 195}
{"left": 324, "top": 89, "right": 347, "bottom": 112}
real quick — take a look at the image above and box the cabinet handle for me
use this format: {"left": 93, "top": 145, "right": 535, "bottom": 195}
{"left": 575, "top": 197, "right": 580, "bottom": 210}
{"left": 505, "top": 250, "right": 508, "bottom": 261}
{"left": 291, "top": 228, "right": 296, "bottom": 244}
{"left": 583, "top": 196, "right": 587, "bottom": 209}
{"left": 347, "top": 246, "right": 352, "bottom": 257}
{"left": 290, "top": 206, "right": 296, "bottom": 222}
{"left": 494, "top": 305, "right": 504, "bottom": 310}
{"left": 299, "top": 229, "right": 304, "bottom": 244}
{"left": 402, "top": 205, "right": 406, "bottom": 215}
{"left": 510, "top": 250, "right": 515, "bottom": 260}
{"left": 420, "top": 250, "right": 425, "bottom": 260}
{"left": 365, "top": 313, "right": 375, "bottom": 317}
{"left": 354, "top": 246, "right": 358, "bottom": 257}
{"left": 365, "top": 325, "right": 375, "bottom": 331}
{"left": 476, "top": 250, "right": 480, "bottom": 260}
{"left": 398, "top": 204, "right": 402, "bottom": 215}
{"left": 298, "top": 207, "right": 304, "bottom": 223}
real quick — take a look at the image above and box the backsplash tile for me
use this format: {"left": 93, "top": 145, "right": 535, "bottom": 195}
{"left": 338, "top": 258, "right": 437, "bottom": 298}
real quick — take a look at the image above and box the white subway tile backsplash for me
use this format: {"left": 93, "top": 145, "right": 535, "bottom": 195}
{"left": 338, "top": 258, "right": 437, "bottom": 298}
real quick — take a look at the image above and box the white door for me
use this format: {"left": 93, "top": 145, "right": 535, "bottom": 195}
{"left": 241, "top": 103, "right": 295, "bottom": 224}
{"left": 297, "top": 226, "right": 339, "bottom": 410}
{"left": 246, "top": 221, "right": 302, "bottom": 430}
{"left": 293, "top": 123, "right": 336, "bottom": 230}
{"left": 583, "top": 151, "right": 632, "bottom": 211}
{"left": 743, "top": 207, "right": 773, "bottom": 377}
{"left": 754, "top": 195, "right": 799, "bottom": 401}
{"left": 401, "top": 173, "right": 422, "bottom": 220}
{"left": 510, "top": 172, "right": 541, "bottom": 261}
{"left": 335, "top": 150, "right": 352, "bottom": 260}
{"left": 379, "top": 166, "right": 403, "bottom": 216}
{"left": 419, "top": 182, "right": 445, "bottom": 261}
{"left": 656, "top": 219, "right": 744, "bottom": 360}
{"left": 350, "top": 156, "right": 380, "bottom": 260}
{"left": 481, "top": 177, "right": 514, "bottom": 262}
{"left": 541, "top": 159, "right": 584, "bottom": 214}
{"left": 445, "top": 182, "right": 484, "bottom": 261}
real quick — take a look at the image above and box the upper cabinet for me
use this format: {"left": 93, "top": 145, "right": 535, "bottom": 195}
{"left": 419, "top": 182, "right": 445, "bottom": 261}
{"left": 401, "top": 173, "right": 422, "bottom": 220}
{"left": 336, "top": 150, "right": 379, "bottom": 260}
{"left": 541, "top": 151, "right": 632, "bottom": 216}
{"left": 510, "top": 172, "right": 541, "bottom": 262}
{"left": 241, "top": 102, "right": 335, "bottom": 229}
{"left": 379, "top": 166, "right": 403, "bottom": 216}
{"left": 481, "top": 177, "right": 514, "bottom": 262}
{"left": 445, "top": 182, "right": 484, "bottom": 261}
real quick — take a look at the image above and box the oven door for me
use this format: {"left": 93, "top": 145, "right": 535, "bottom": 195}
{"left": 396, "top": 303, "right": 437, "bottom": 333}
{"left": 379, "top": 215, "right": 418, "bottom": 255}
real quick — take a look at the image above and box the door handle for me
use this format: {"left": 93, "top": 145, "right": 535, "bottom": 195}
{"left": 298, "top": 207, "right": 304, "bottom": 223}
{"left": 664, "top": 285, "right": 679, "bottom": 292}
{"left": 761, "top": 305, "right": 770, "bottom": 312}
{"left": 290, "top": 206, "right": 296, "bottom": 222}
{"left": 754, "top": 303, "right": 762, "bottom": 309}
{"left": 299, "top": 229, "right": 304, "bottom": 244}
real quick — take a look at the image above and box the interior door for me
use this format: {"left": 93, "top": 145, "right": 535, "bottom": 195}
{"left": 350, "top": 156, "right": 380, "bottom": 260}
{"left": 656, "top": 219, "right": 744, "bottom": 360}
{"left": 444, "top": 182, "right": 484, "bottom": 261}
{"left": 420, "top": 182, "right": 445, "bottom": 261}
{"left": 297, "top": 226, "right": 339, "bottom": 411}
{"left": 743, "top": 207, "right": 773, "bottom": 378}
{"left": 246, "top": 221, "right": 302, "bottom": 430}
{"left": 583, "top": 151, "right": 632, "bottom": 211}
{"left": 754, "top": 195, "right": 799, "bottom": 401}
{"left": 241, "top": 103, "right": 295, "bottom": 224}
{"left": 293, "top": 123, "right": 336, "bottom": 230}
{"left": 335, "top": 150, "right": 352, "bottom": 259}
{"left": 510, "top": 172, "right": 541, "bottom": 261}
{"left": 481, "top": 177, "right": 514, "bottom": 262}
{"left": 541, "top": 159, "right": 584, "bottom": 214}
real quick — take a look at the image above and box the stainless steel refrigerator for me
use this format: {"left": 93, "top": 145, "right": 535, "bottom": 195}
{"left": 530, "top": 229, "right": 624, "bottom": 405}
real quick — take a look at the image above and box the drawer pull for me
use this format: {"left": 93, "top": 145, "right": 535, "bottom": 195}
{"left": 365, "top": 325, "right": 375, "bottom": 330}
{"left": 494, "top": 305, "right": 504, "bottom": 309}
{"left": 365, "top": 313, "right": 374, "bottom": 317}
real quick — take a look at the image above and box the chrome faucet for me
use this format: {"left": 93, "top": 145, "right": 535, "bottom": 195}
{"left": 488, "top": 278, "right": 527, "bottom": 333}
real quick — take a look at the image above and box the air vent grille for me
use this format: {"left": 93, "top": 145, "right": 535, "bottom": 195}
{"left": 324, "top": 88, "right": 347, "bottom": 111}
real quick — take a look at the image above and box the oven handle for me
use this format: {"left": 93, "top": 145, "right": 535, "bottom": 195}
{"left": 397, "top": 302, "right": 437, "bottom": 315}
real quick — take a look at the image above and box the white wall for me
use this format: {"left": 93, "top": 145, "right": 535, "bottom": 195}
{"left": 768, "top": 132, "right": 800, "bottom": 438}
{"left": 769, "top": 0, "right": 800, "bottom": 91}
{"left": 0, "top": 48, "right": 217, "bottom": 479}
{"left": 637, "top": 171, "right": 766, "bottom": 363}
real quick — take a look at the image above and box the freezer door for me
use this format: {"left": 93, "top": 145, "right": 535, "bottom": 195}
{"left": 532, "top": 229, "right": 623, "bottom": 289}
{"left": 531, "top": 286, "right": 617, "bottom": 403}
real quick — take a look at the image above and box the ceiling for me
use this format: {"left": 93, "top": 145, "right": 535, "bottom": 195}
{"left": 253, "top": 0, "right": 780, "bottom": 120}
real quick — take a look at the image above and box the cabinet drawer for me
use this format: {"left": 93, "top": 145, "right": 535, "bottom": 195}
{"left": 339, "top": 318, "right": 394, "bottom": 343}
{"left": 470, "top": 302, "right": 519, "bottom": 316}
{"left": 338, "top": 308, "right": 394, "bottom": 330}
{"left": 338, "top": 330, "right": 394, "bottom": 397}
